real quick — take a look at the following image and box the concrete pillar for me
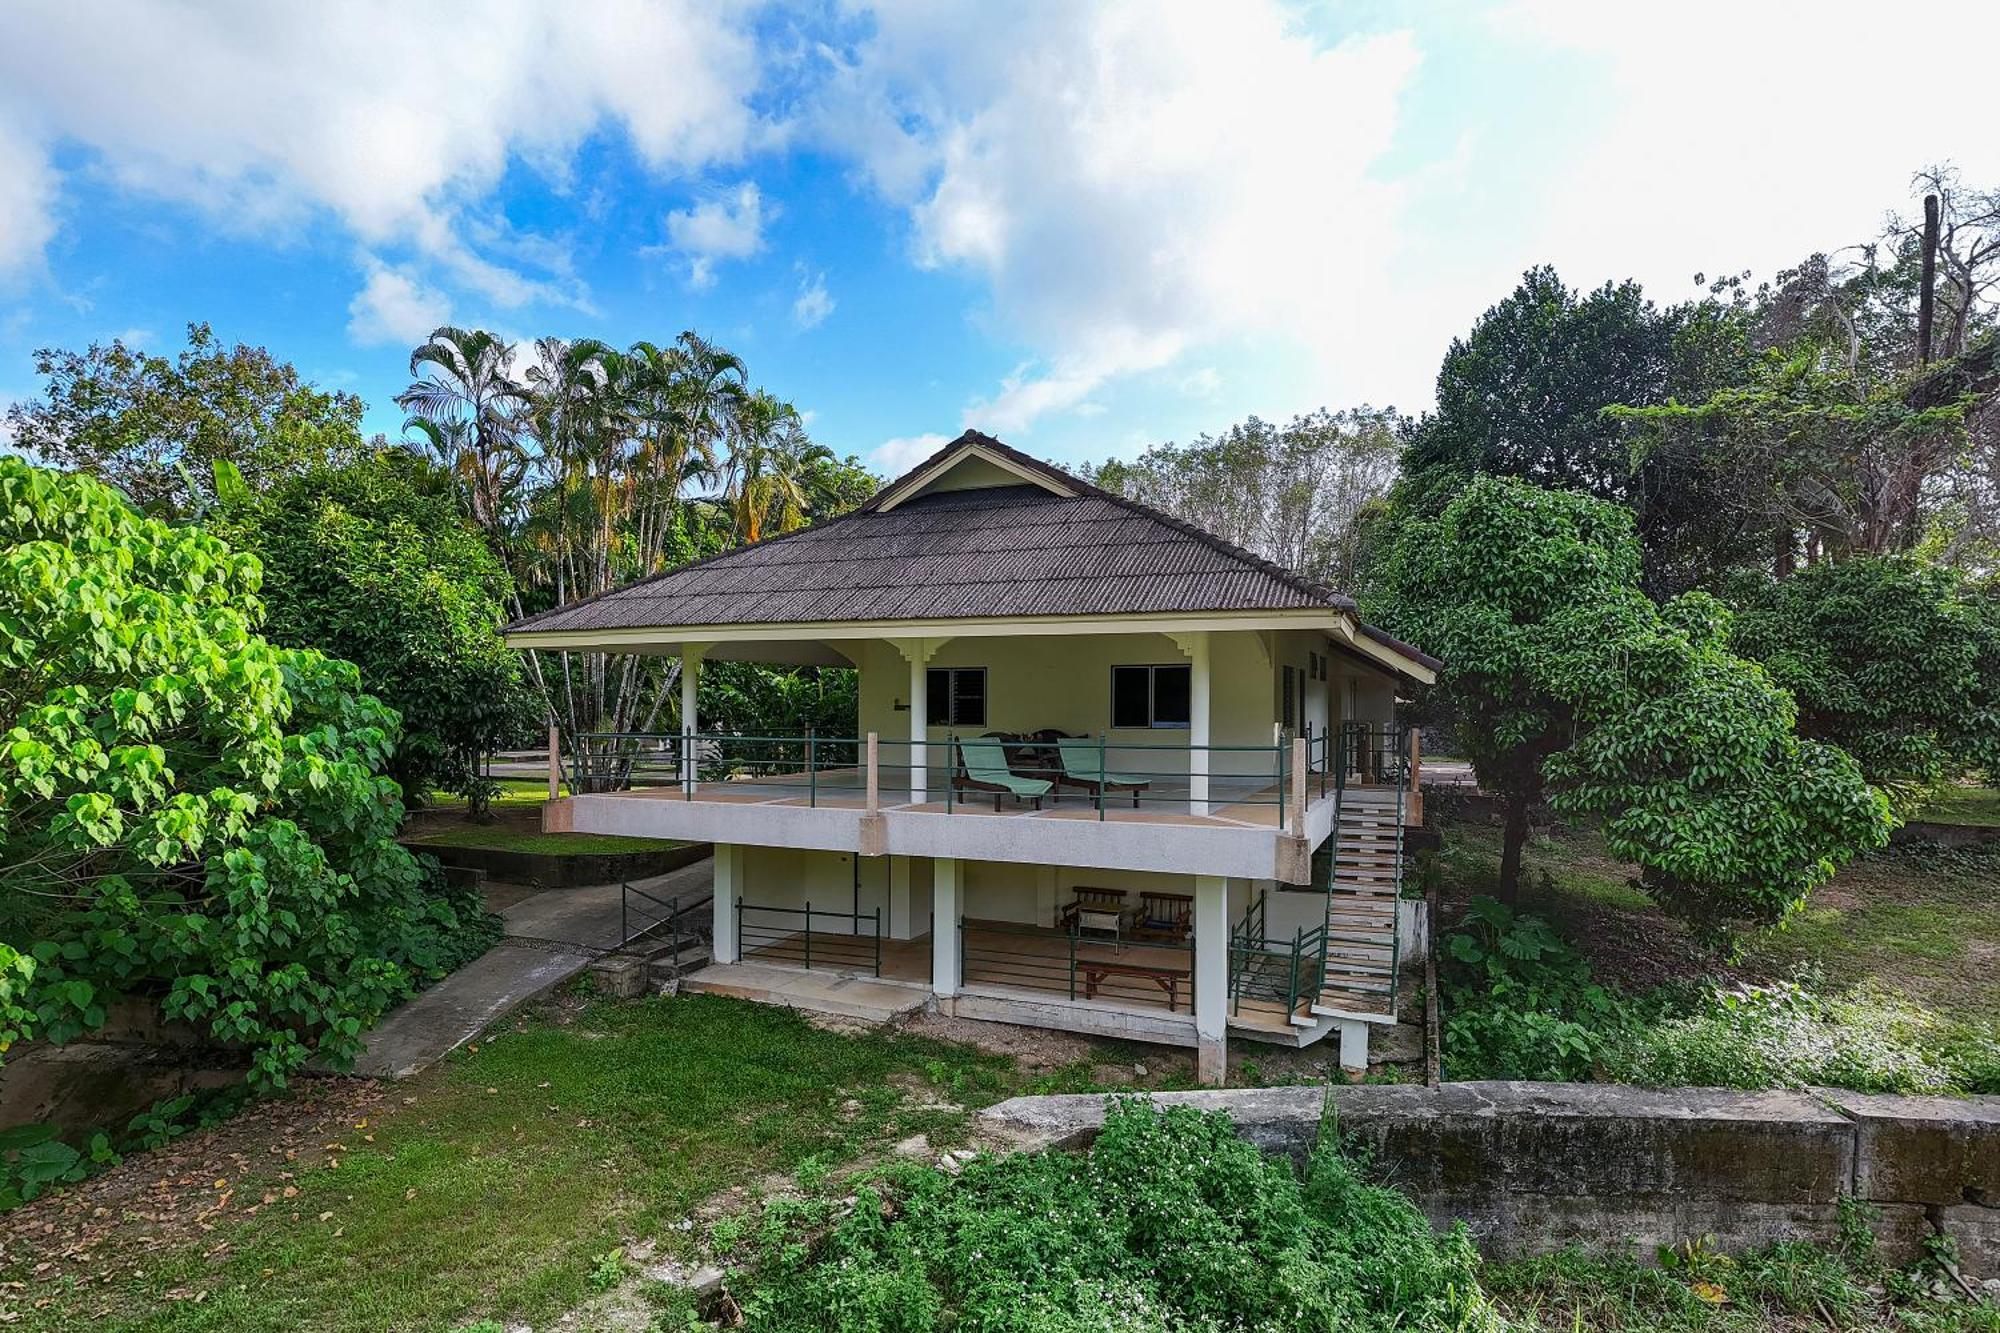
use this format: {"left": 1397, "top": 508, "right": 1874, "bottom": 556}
{"left": 887, "top": 856, "right": 916, "bottom": 940}
{"left": 1035, "top": 864, "right": 1059, "bottom": 929}
{"left": 680, "top": 646, "right": 702, "bottom": 790}
{"left": 712, "top": 843, "right": 741, "bottom": 964}
{"left": 1337, "top": 1019, "right": 1369, "bottom": 1073}
{"left": 1186, "top": 631, "right": 1211, "bottom": 815}
{"left": 932, "top": 857, "right": 961, "bottom": 997}
{"left": 909, "top": 652, "right": 928, "bottom": 804}
{"left": 1193, "top": 873, "right": 1228, "bottom": 1084}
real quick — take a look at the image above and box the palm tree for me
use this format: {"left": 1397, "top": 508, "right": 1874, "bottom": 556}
{"left": 730, "top": 392, "right": 832, "bottom": 544}
{"left": 396, "top": 327, "right": 530, "bottom": 531}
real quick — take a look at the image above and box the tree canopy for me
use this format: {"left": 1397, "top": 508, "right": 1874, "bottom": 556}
{"left": 1726, "top": 556, "right": 2000, "bottom": 811}
{"left": 0, "top": 458, "right": 494, "bottom": 1085}
{"left": 212, "top": 449, "right": 538, "bottom": 812}
{"left": 1370, "top": 476, "right": 1890, "bottom": 939}
{"left": 1085, "top": 407, "right": 1401, "bottom": 592}
{"left": 3, "top": 322, "right": 367, "bottom": 516}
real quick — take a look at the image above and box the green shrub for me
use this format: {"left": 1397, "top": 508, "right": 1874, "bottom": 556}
{"left": 731, "top": 1098, "right": 1499, "bottom": 1332}
{"left": 1439, "top": 900, "right": 1998, "bottom": 1095}
{"left": 1605, "top": 976, "right": 2000, "bottom": 1096}
{"left": 0, "top": 456, "right": 499, "bottom": 1088}
{"left": 1439, "top": 896, "right": 1651, "bottom": 1081}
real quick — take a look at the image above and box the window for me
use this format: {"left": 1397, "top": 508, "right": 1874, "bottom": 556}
{"left": 1111, "top": 664, "right": 1192, "bottom": 729}
{"left": 926, "top": 667, "right": 987, "bottom": 728}
{"left": 1282, "top": 665, "right": 1296, "bottom": 729}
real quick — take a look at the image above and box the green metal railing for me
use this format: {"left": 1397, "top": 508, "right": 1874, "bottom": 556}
{"left": 1228, "top": 889, "right": 1328, "bottom": 1021}
{"left": 618, "top": 881, "right": 712, "bottom": 970}
{"left": 736, "top": 900, "right": 883, "bottom": 977}
{"left": 575, "top": 729, "right": 1311, "bottom": 826}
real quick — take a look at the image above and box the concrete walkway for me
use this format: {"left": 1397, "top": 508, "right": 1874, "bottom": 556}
{"left": 352, "top": 860, "right": 714, "bottom": 1079}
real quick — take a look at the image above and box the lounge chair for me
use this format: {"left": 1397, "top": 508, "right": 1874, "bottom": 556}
{"left": 953, "top": 738, "right": 1054, "bottom": 810}
{"left": 1055, "top": 739, "right": 1151, "bottom": 807}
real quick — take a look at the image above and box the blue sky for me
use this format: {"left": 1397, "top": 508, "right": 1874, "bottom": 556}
{"left": 3, "top": 1, "right": 1997, "bottom": 477}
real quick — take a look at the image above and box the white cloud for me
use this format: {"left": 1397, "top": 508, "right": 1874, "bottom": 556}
{"left": 664, "top": 182, "right": 768, "bottom": 288}
{"left": 0, "top": 1, "right": 764, "bottom": 306}
{"left": 347, "top": 259, "right": 453, "bottom": 346}
{"left": 0, "top": 116, "right": 56, "bottom": 281}
{"left": 1178, "top": 367, "right": 1222, "bottom": 398}
{"left": 868, "top": 432, "right": 951, "bottom": 475}
{"left": 792, "top": 268, "right": 834, "bottom": 329}
{"left": 816, "top": 2, "right": 1422, "bottom": 431}
{"left": 1496, "top": 1, "right": 2000, "bottom": 299}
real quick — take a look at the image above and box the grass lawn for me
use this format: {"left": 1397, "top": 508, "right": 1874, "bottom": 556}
{"left": 1430, "top": 816, "right": 2000, "bottom": 1018}
{"left": 403, "top": 824, "right": 686, "bottom": 855}
{"left": 0, "top": 994, "right": 1022, "bottom": 1333}
{"left": 1920, "top": 784, "right": 2000, "bottom": 827}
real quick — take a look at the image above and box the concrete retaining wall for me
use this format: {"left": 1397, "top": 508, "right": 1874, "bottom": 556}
{"left": 979, "top": 1082, "right": 2000, "bottom": 1274}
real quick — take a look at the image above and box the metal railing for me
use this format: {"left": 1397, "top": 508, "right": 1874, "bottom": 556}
{"left": 958, "top": 918, "right": 1195, "bottom": 1015}
{"left": 618, "top": 882, "right": 712, "bottom": 970}
{"left": 735, "top": 899, "right": 883, "bottom": 977}
{"left": 573, "top": 729, "right": 1319, "bottom": 827}
{"left": 1308, "top": 722, "right": 1416, "bottom": 801}
{"left": 1228, "top": 889, "right": 1328, "bottom": 1021}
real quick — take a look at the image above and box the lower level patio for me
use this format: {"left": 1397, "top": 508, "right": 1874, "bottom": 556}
{"left": 730, "top": 918, "right": 1308, "bottom": 1040}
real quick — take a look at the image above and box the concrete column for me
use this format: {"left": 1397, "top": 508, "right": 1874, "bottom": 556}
{"left": 909, "top": 651, "right": 928, "bottom": 804}
{"left": 887, "top": 856, "right": 915, "bottom": 940}
{"left": 1186, "top": 631, "right": 1211, "bottom": 814}
{"left": 932, "top": 857, "right": 961, "bottom": 997}
{"left": 680, "top": 646, "right": 702, "bottom": 790}
{"left": 1337, "top": 1019, "right": 1369, "bottom": 1073}
{"left": 1193, "top": 873, "right": 1228, "bottom": 1084}
{"left": 712, "top": 843, "right": 741, "bottom": 964}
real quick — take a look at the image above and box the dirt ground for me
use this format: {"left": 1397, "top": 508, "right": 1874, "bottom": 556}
{"left": 0, "top": 1079, "right": 389, "bottom": 1294}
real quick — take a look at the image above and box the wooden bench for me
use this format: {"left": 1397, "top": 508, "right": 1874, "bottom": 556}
{"left": 1130, "top": 891, "right": 1192, "bottom": 944}
{"left": 1079, "top": 958, "right": 1189, "bottom": 1012}
{"left": 1058, "top": 887, "right": 1133, "bottom": 943}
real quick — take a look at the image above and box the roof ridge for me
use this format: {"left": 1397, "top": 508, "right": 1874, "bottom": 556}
{"left": 947, "top": 431, "right": 1355, "bottom": 610}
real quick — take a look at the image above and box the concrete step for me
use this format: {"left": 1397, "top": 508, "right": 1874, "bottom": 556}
{"left": 682, "top": 963, "right": 931, "bottom": 1023}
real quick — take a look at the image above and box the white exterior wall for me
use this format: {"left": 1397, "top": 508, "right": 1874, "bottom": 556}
{"left": 855, "top": 629, "right": 1296, "bottom": 783}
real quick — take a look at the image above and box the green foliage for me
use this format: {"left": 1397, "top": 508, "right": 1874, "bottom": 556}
{"left": 2, "top": 322, "right": 366, "bottom": 516}
{"left": 1085, "top": 407, "right": 1403, "bottom": 591}
{"left": 0, "top": 1123, "right": 117, "bottom": 1209}
{"left": 700, "top": 659, "right": 860, "bottom": 740}
{"left": 1440, "top": 902, "right": 1999, "bottom": 1095}
{"left": 1613, "top": 344, "right": 1985, "bottom": 562}
{"left": 731, "top": 1098, "right": 1498, "bottom": 1332}
{"left": 1440, "top": 897, "right": 1647, "bottom": 1081}
{"left": 0, "top": 457, "right": 498, "bottom": 1087}
{"left": 1372, "top": 474, "right": 1890, "bottom": 935}
{"left": 1727, "top": 556, "right": 2000, "bottom": 809}
{"left": 1396, "top": 265, "right": 1758, "bottom": 597}
{"left": 1604, "top": 976, "right": 2000, "bottom": 1096}
{"left": 213, "top": 449, "right": 538, "bottom": 807}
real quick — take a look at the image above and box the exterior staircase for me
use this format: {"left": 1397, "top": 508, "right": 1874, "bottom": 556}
{"left": 1314, "top": 785, "right": 1405, "bottom": 1021}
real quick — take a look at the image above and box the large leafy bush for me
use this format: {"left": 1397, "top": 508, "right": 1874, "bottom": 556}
{"left": 1727, "top": 555, "right": 2000, "bottom": 812}
{"left": 732, "top": 1098, "right": 1498, "bottom": 1332}
{"left": 212, "top": 450, "right": 536, "bottom": 809}
{"left": 0, "top": 457, "right": 496, "bottom": 1086}
{"left": 1372, "top": 476, "right": 1891, "bottom": 936}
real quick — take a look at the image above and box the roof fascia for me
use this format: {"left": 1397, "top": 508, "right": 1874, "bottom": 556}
{"left": 507, "top": 607, "right": 1343, "bottom": 652}
{"left": 872, "top": 442, "right": 1076, "bottom": 513}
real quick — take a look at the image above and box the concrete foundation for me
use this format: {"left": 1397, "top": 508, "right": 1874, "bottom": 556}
{"left": 979, "top": 1082, "right": 2000, "bottom": 1274}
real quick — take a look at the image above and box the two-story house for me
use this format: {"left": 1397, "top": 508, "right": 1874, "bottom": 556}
{"left": 504, "top": 431, "right": 1437, "bottom": 1082}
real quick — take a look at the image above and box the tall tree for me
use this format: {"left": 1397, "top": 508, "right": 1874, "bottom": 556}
{"left": 3, "top": 322, "right": 365, "bottom": 515}
{"left": 211, "top": 450, "right": 536, "bottom": 815}
{"left": 396, "top": 327, "right": 531, "bottom": 532}
{"left": 1086, "top": 408, "right": 1401, "bottom": 591}
{"left": 1395, "top": 267, "right": 1758, "bottom": 597}
{"left": 1370, "top": 476, "right": 1889, "bottom": 938}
